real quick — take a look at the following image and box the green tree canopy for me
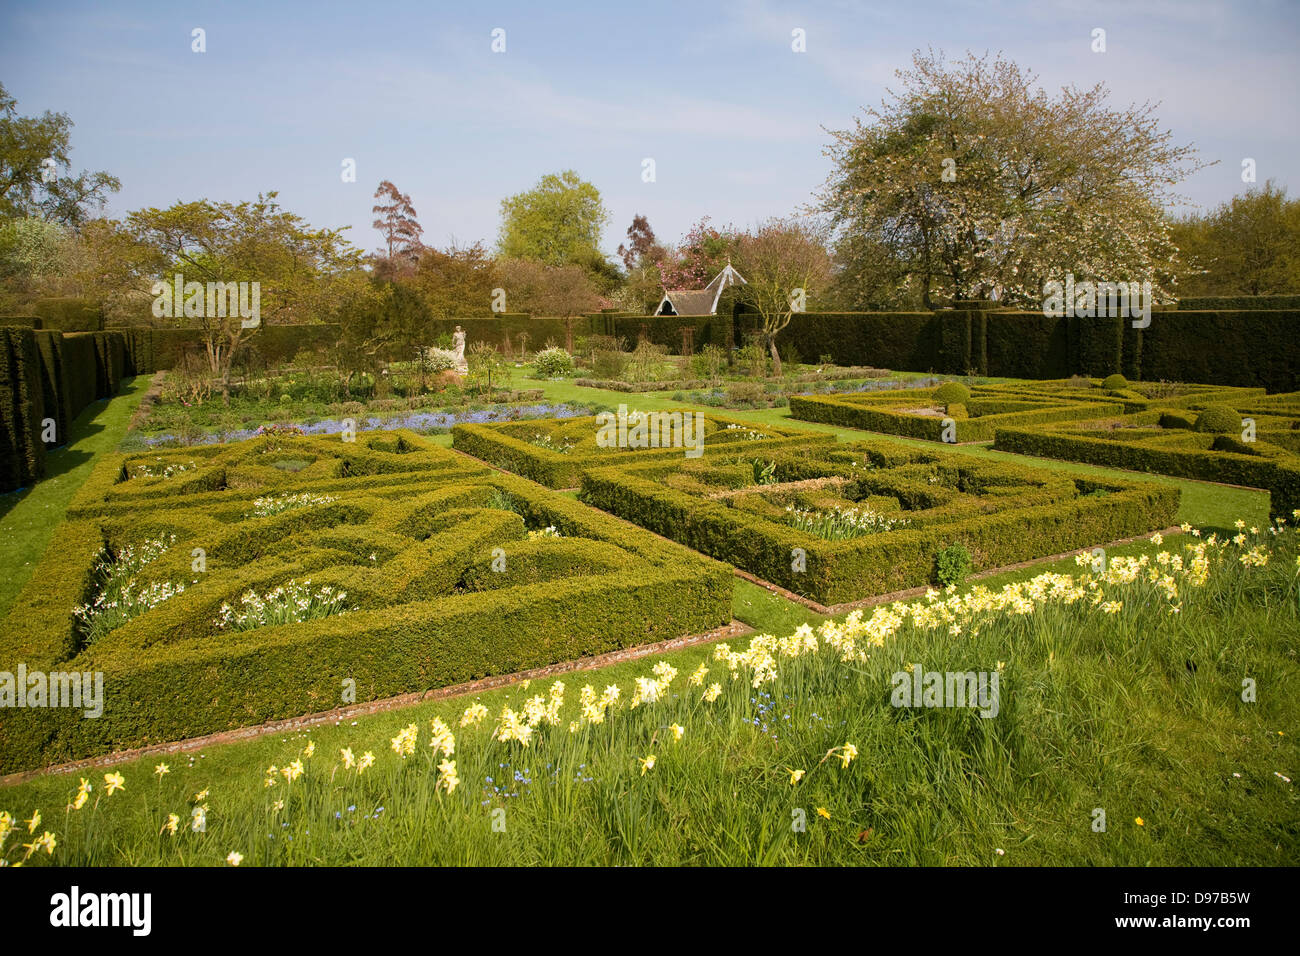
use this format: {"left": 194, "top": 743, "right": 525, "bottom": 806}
{"left": 1171, "top": 181, "right": 1300, "bottom": 297}
{"left": 0, "top": 81, "right": 120, "bottom": 225}
{"left": 497, "top": 170, "right": 609, "bottom": 270}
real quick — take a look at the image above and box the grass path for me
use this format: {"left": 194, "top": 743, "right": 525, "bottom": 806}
{"left": 0, "top": 376, "right": 148, "bottom": 617}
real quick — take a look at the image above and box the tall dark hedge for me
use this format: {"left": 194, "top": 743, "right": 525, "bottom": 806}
{"left": 0, "top": 327, "right": 48, "bottom": 491}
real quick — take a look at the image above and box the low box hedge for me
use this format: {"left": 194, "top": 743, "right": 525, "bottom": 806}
{"left": 0, "top": 430, "right": 733, "bottom": 773}
{"left": 580, "top": 441, "right": 1178, "bottom": 606}
{"left": 452, "top": 411, "right": 836, "bottom": 488}
{"left": 993, "top": 410, "right": 1300, "bottom": 518}
{"left": 788, "top": 385, "right": 1122, "bottom": 443}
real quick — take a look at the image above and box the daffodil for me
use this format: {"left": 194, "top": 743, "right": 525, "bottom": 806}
{"left": 788, "top": 768, "right": 805, "bottom": 785}
{"left": 669, "top": 723, "right": 685, "bottom": 742}
{"left": 816, "top": 807, "right": 831, "bottom": 820}
{"left": 226, "top": 851, "right": 243, "bottom": 866}
{"left": 104, "top": 772, "right": 125, "bottom": 795}
{"left": 437, "top": 759, "right": 460, "bottom": 794}
{"left": 161, "top": 813, "right": 179, "bottom": 836}
{"left": 639, "top": 755, "right": 656, "bottom": 775}
{"left": 154, "top": 763, "right": 170, "bottom": 778}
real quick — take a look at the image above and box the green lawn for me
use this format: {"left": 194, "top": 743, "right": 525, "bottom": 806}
{"left": 4, "top": 523, "right": 1295, "bottom": 866}
{"left": 0, "top": 376, "right": 148, "bottom": 618}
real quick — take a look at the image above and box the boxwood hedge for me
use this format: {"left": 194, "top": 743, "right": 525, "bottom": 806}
{"left": 788, "top": 385, "right": 1122, "bottom": 443}
{"left": 993, "top": 400, "right": 1300, "bottom": 518}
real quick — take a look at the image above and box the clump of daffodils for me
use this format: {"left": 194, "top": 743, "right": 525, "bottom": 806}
{"left": 73, "top": 534, "right": 183, "bottom": 644}
{"left": 214, "top": 580, "right": 356, "bottom": 631}
{"left": 245, "top": 492, "right": 337, "bottom": 519}
{"left": 128, "top": 458, "right": 197, "bottom": 480}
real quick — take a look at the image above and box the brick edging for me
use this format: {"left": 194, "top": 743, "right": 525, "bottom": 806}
{"left": 0, "top": 620, "right": 752, "bottom": 788}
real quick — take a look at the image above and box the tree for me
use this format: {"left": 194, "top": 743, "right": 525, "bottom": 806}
{"left": 617, "top": 214, "right": 661, "bottom": 269}
{"left": 732, "top": 217, "right": 833, "bottom": 376}
{"left": 62, "top": 217, "right": 163, "bottom": 323}
{"left": 818, "top": 49, "right": 1204, "bottom": 307}
{"left": 1170, "top": 182, "right": 1300, "bottom": 296}
{"left": 371, "top": 180, "right": 423, "bottom": 273}
{"left": 497, "top": 170, "right": 609, "bottom": 270}
{"left": 412, "top": 241, "right": 500, "bottom": 317}
{"left": 127, "top": 192, "right": 374, "bottom": 401}
{"left": 498, "top": 258, "right": 603, "bottom": 350}
{"left": 0, "top": 82, "right": 120, "bottom": 225}
{"left": 657, "top": 217, "right": 737, "bottom": 289}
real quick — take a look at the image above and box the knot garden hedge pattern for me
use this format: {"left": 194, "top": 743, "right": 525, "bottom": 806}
{"left": 787, "top": 379, "right": 1267, "bottom": 444}
{"left": 451, "top": 411, "right": 835, "bottom": 488}
{"left": 579, "top": 440, "right": 1178, "bottom": 607}
{"left": 994, "top": 391, "right": 1300, "bottom": 518}
{"left": 0, "top": 431, "right": 731, "bottom": 772}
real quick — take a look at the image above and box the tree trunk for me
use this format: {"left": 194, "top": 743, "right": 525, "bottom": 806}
{"left": 767, "top": 333, "right": 782, "bottom": 377}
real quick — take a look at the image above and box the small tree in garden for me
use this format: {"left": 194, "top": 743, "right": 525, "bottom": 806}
{"left": 467, "top": 342, "right": 510, "bottom": 395}
{"left": 732, "top": 217, "right": 833, "bottom": 376}
{"left": 658, "top": 217, "right": 737, "bottom": 290}
{"left": 127, "top": 192, "right": 373, "bottom": 403}
{"left": 412, "top": 241, "right": 500, "bottom": 316}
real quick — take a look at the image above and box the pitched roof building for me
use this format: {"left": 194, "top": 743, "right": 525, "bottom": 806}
{"left": 654, "top": 263, "right": 746, "bottom": 316}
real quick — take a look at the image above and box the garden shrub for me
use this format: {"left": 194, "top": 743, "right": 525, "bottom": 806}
{"left": 1102, "top": 373, "right": 1128, "bottom": 391}
{"left": 1193, "top": 404, "right": 1240, "bottom": 434}
{"left": 933, "top": 381, "right": 970, "bottom": 406}
{"left": 935, "top": 543, "right": 974, "bottom": 588}
{"left": 425, "top": 348, "right": 459, "bottom": 373}
{"left": 533, "top": 346, "right": 574, "bottom": 378}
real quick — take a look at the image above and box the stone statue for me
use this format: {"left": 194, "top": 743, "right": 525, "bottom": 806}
{"left": 452, "top": 326, "right": 468, "bottom": 372}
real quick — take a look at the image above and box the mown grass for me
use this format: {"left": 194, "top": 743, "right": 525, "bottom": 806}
{"left": 4, "top": 523, "right": 1296, "bottom": 866}
{"left": 0, "top": 377, "right": 147, "bottom": 617}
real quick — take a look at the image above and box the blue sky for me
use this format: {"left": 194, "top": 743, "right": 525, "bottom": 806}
{"left": 2, "top": 0, "right": 1297, "bottom": 259}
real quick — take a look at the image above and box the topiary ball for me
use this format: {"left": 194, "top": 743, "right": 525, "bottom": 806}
{"left": 1193, "top": 404, "right": 1240, "bottom": 434}
{"left": 933, "top": 382, "right": 971, "bottom": 407}
{"left": 1101, "top": 373, "right": 1128, "bottom": 391}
